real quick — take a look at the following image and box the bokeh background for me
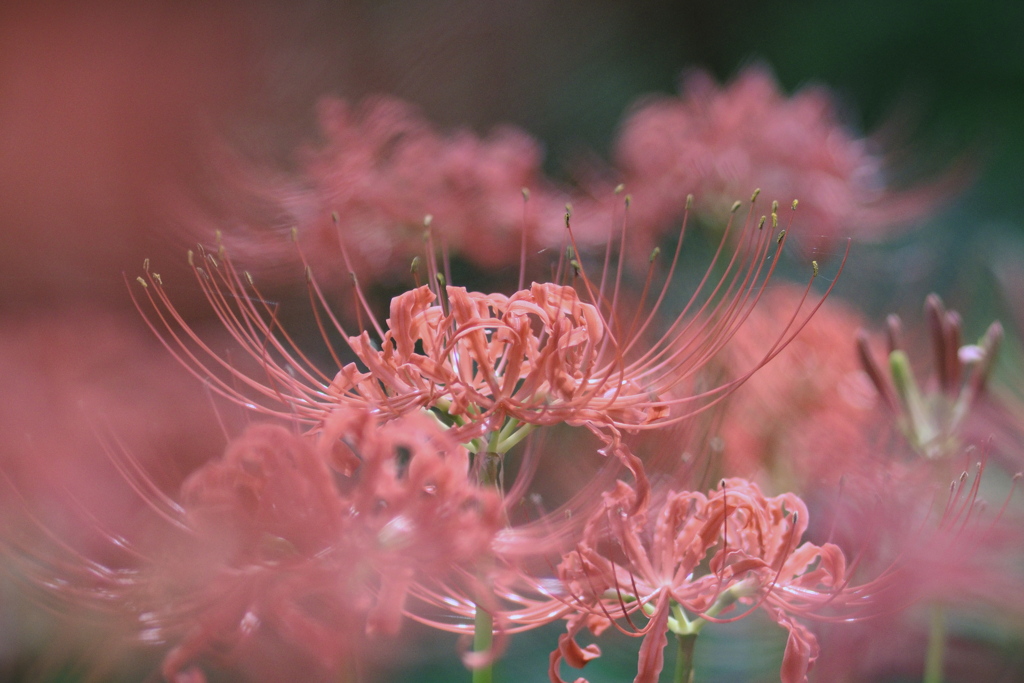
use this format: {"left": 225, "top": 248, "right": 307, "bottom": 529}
{"left": 3, "top": 0, "right": 1022, "bottom": 317}
{"left": 1, "top": 0, "right": 1022, "bottom": 681}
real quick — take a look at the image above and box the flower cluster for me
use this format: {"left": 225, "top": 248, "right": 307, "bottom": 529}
{"left": 597, "top": 65, "right": 952, "bottom": 258}
{"left": 133, "top": 182, "right": 843, "bottom": 515}
{"left": 714, "top": 284, "right": 882, "bottom": 485}
{"left": 215, "top": 96, "right": 570, "bottom": 289}
{"left": 111, "top": 181, "right": 889, "bottom": 683}
{"left": 201, "top": 65, "right": 951, "bottom": 298}
{"left": 9, "top": 409, "right": 502, "bottom": 683}
{"left": 4, "top": 52, "right": 1022, "bottom": 683}
{"left": 551, "top": 480, "right": 860, "bottom": 683}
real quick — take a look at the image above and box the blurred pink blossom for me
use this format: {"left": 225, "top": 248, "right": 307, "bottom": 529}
{"left": 715, "top": 285, "right": 883, "bottom": 488}
{"left": 9, "top": 407, "right": 502, "bottom": 682}
{"left": 601, "top": 65, "right": 956, "bottom": 257}
{"left": 0, "top": 307, "right": 231, "bottom": 564}
{"left": 216, "top": 96, "right": 571, "bottom": 290}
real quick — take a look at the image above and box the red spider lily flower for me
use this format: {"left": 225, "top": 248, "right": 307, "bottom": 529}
{"left": 307, "top": 97, "right": 570, "bottom": 273}
{"left": 132, "top": 194, "right": 843, "bottom": 511}
{"left": 550, "top": 479, "right": 876, "bottom": 683}
{"left": 213, "top": 96, "right": 570, "bottom": 289}
{"left": 602, "top": 64, "right": 956, "bottom": 258}
{"left": 338, "top": 282, "right": 659, "bottom": 435}
{"left": 891, "top": 457, "right": 1024, "bottom": 612}
{"left": 5, "top": 408, "right": 501, "bottom": 683}
{"left": 857, "top": 293, "right": 1003, "bottom": 462}
{"left": 715, "top": 284, "right": 882, "bottom": 486}
{"left": 811, "top": 453, "right": 1024, "bottom": 682}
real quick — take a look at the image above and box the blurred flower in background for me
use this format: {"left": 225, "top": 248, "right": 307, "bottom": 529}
{"left": 599, "top": 65, "right": 959, "bottom": 258}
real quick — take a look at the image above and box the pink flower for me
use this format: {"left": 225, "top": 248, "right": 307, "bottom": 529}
{"left": 550, "top": 479, "right": 867, "bottom": 683}
{"left": 215, "top": 96, "right": 570, "bottom": 289}
{"left": 10, "top": 408, "right": 501, "bottom": 682}
{"left": 601, "top": 65, "right": 953, "bottom": 257}
{"left": 856, "top": 293, "right": 1002, "bottom": 461}
{"left": 715, "top": 285, "right": 882, "bottom": 486}
{"left": 811, "top": 456, "right": 1024, "bottom": 682}
{"left": 337, "top": 282, "right": 661, "bottom": 433}
{"left": 134, "top": 197, "right": 838, "bottom": 512}
{"left": 140, "top": 184, "right": 836, "bottom": 438}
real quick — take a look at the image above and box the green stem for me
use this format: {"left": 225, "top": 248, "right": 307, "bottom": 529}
{"left": 889, "top": 350, "right": 937, "bottom": 455}
{"left": 473, "top": 605, "right": 494, "bottom": 683}
{"left": 472, "top": 439, "right": 502, "bottom": 683}
{"left": 496, "top": 417, "right": 520, "bottom": 443}
{"left": 496, "top": 422, "right": 534, "bottom": 454}
{"left": 684, "top": 580, "right": 749, "bottom": 635}
{"left": 674, "top": 633, "right": 697, "bottom": 683}
{"left": 923, "top": 603, "right": 946, "bottom": 683}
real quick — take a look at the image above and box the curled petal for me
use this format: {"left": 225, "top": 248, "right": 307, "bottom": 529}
{"left": 775, "top": 612, "right": 819, "bottom": 683}
{"left": 549, "top": 614, "right": 598, "bottom": 683}
{"left": 785, "top": 542, "right": 846, "bottom": 588}
{"left": 561, "top": 636, "right": 602, "bottom": 669}
{"left": 634, "top": 590, "right": 671, "bottom": 683}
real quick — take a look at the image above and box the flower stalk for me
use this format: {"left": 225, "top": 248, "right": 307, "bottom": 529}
{"left": 674, "top": 634, "right": 697, "bottom": 683}
{"left": 924, "top": 603, "right": 946, "bottom": 683}
{"left": 472, "top": 433, "right": 504, "bottom": 683}
{"left": 473, "top": 605, "right": 495, "bottom": 683}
